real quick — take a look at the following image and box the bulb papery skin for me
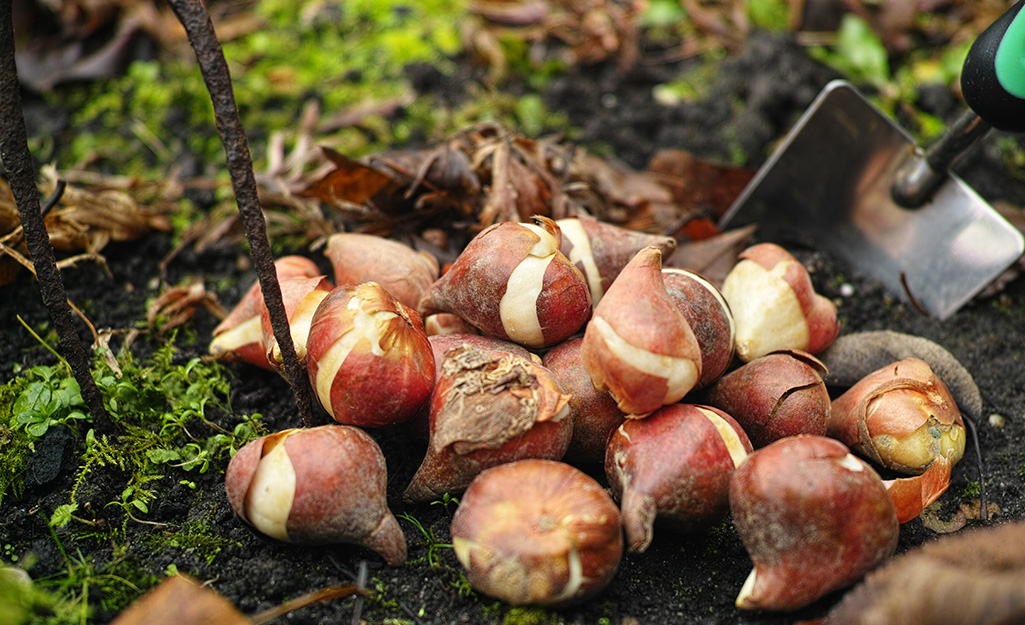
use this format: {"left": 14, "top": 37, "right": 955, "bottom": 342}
{"left": 260, "top": 275, "right": 334, "bottom": 371}
{"left": 306, "top": 282, "right": 435, "bottom": 428}
{"left": 404, "top": 333, "right": 541, "bottom": 441}
{"left": 210, "top": 255, "right": 320, "bottom": 369}
{"left": 556, "top": 214, "right": 676, "bottom": 307}
{"left": 730, "top": 435, "right": 899, "bottom": 611}
{"left": 828, "top": 357, "right": 966, "bottom": 475}
{"left": 580, "top": 246, "right": 701, "bottom": 417}
{"left": 225, "top": 425, "right": 407, "bottom": 566}
{"left": 721, "top": 243, "right": 839, "bottom": 362}
{"left": 662, "top": 267, "right": 736, "bottom": 388}
{"left": 450, "top": 459, "right": 623, "bottom": 607}
{"left": 323, "top": 233, "right": 439, "bottom": 309}
{"left": 703, "top": 349, "right": 830, "bottom": 447}
{"left": 605, "top": 404, "right": 752, "bottom": 552}
{"left": 542, "top": 337, "right": 626, "bottom": 464}
{"left": 403, "top": 344, "right": 572, "bottom": 502}
{"left": 417, "top": 217, "right": 591, "bottom": 349}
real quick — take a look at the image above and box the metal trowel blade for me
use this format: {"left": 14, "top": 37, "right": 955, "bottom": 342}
{"left": 720, "top": 80, "right": 1024, "bottom": 320}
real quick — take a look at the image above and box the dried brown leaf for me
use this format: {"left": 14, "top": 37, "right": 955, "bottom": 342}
{"left": 647, "top": 148, "right": 756, "bottom": 226}
{"left": 110, "top": 574, "right": 251, "bottom": 625}
{"left": 300, "top": 147, "right": 400, "bottom": 212}
{"left": 664, "top": 224, "right": 756, "bottom": 286}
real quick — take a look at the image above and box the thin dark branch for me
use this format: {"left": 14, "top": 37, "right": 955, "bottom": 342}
{"left": 0, "top": 2, "right": 114, "bottom": 434}
{"left": 166, "top": 0, "right": 315, "bottom": 427}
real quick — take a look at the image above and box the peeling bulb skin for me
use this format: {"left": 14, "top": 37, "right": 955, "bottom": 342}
{"left": 403, "top": 344, "right": 572, "bottom": 502}
{"left": 450, "top": 459, "right": 623, "bottom": 607}
{"left": 721, "top": 243, "right": 839, "bottom": 362}
{"left": 306, "top": 283, "right": 435, "bottom": 428}
{"left": 828, "top": 358, "right": 966, "bottom": 475}
{"left": 605, "top": 404, "right": 753, "bottom": 552}
{"left": 417, "top": 218, "right": 591, "bottom": 349}
{"left": 730, "top": 436, "right": 899, "bottom": 611}
{"left": 224, "top": 426, "right": 407, "bottom": 566}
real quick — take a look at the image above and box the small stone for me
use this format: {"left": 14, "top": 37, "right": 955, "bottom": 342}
{"left": 988, "top": 413, "right": 1006, "bottom": 429}
{"left": 839, "top": 283, "right": 855, "bottom": 297}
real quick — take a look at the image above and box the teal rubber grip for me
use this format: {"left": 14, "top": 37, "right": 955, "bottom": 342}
{"left": 962, "top": 0, "right": 1025, "bottom": 133}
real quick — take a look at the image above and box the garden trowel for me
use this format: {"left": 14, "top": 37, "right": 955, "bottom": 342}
{"left": 720, "top": 2, "right": 1025, "bottom": 319}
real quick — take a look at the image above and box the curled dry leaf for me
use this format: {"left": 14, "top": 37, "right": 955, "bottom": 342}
{"left": 822, "top": 519, "right": 1025, "bottom": 625}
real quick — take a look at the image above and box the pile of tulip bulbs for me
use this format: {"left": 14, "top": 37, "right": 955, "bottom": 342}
{"left": 211, "top": 214, "right": 966, "bottom": 611}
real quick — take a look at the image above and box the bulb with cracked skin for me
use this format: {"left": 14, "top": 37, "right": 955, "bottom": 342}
{"left": 606, "top": 403, "right": 752, "bottom": 552}
{"left": 828, "top": 357, "right": 965, "bottom": 475}
{"left": 417, "top": 216, "right": 591, "bottom": 349}
{"left": 579, "top": 246, "right": 702, "bottom": 417}
{"left": 721, "top": 243, "right": 839, "bottom": 362}
{"left": 225, "top": 425, "right": 407, "bottom": 565}
{"left": 403, "top": 344, "right": 572, "bottom": 502}
{"left": 730, "top": 435, "right": 898, "bottom": 611}
{"left": 556, "top": 214, "right": 676, "bottom": 307}
{"left": 450, "top": 459, "right": 623, "bottom": 607}
{"left": 306, "top": 282, "right": 435, "bottom": 428}
{"left": 703, "top": 349, "right": 830, "bottom": 447}
{"left": 209, "top": 255, "right": 320, "bottom": 369}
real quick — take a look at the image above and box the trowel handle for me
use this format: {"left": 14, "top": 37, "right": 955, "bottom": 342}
{"left": 893, "top": 1, "right": 1025, "bottom": 208}
{"left": 961, "top": 0, "right": 1025, "bottom": 133}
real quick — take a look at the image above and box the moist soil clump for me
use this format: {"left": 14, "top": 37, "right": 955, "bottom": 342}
{"left": 4, "top": 30, "right": 1025, "bottom": 625}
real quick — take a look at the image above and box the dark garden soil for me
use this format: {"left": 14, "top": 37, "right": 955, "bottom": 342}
{"left": 4, "top": 27, "right": 1025, "bottom": 625}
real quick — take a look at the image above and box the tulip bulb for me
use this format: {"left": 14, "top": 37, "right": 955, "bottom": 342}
{"left": 662, "top": 268, "right": 736, "bottom": 388}
{"left": 580, "top": 246, "right": 702, "bottom": 417}
{"left": 542, "top": 337, "right": 626, "bottom": 464}
{"left": 703, "top": 350, "right": 830, "bottom": 447}
{"left": 829, "top": 358, "right": 965, "bottom": 475}
{"left": 305, "top": 282, "right": 435, "bottom": 428}
{"left": 403, "top": 344, "right": 572, "bottom": 502}
{"left": 721, "top": 243, "right": 839, "bottom": 362}
{"left": 730, "top": 435, "right": 899, "bottom": 611}
{"left": 225, "top": 425, "right": 407, "bottom": 565}
{"left": 209, "top": 255, "right": 320, "bottom": 369}
{"left": 606, "top": 404, "right": 752, "bottom": 552}
{"left": 450, "top": 459, "right": 623, "bottom": 607}
{"left": 418, "top": 216, "right": 591, "bottom": 349}
{"left": 323, "top": 232, "right": 439, "bottom": 309}
{"left": 556, "top": 214, "right": 676, "bottom": 306}
{"left": 260, "top": 274, "right": 333, "bottom": 371}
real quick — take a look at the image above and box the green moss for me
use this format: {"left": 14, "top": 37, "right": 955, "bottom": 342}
{"left": 746, "top": 0, "right": 792, "bottom": 31}
{"left": 500, "top": 606, "right": 566, "bottom": 625}
{"left": 961, "top": 481, "right": 982, "bottom": 498}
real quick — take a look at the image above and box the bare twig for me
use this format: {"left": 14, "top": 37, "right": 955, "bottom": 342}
{"left": 166, "top": 0, "right": 315, "bottom": 427}
{"left": 0, "top": 1, "right": 115, "bottom": 434}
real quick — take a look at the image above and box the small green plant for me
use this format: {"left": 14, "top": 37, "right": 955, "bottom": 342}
{"left": 396, "top": 513, "right": 452, "bottom": 568}
{"left": 430, "top": 492, "right": 459, "bottom": 513}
